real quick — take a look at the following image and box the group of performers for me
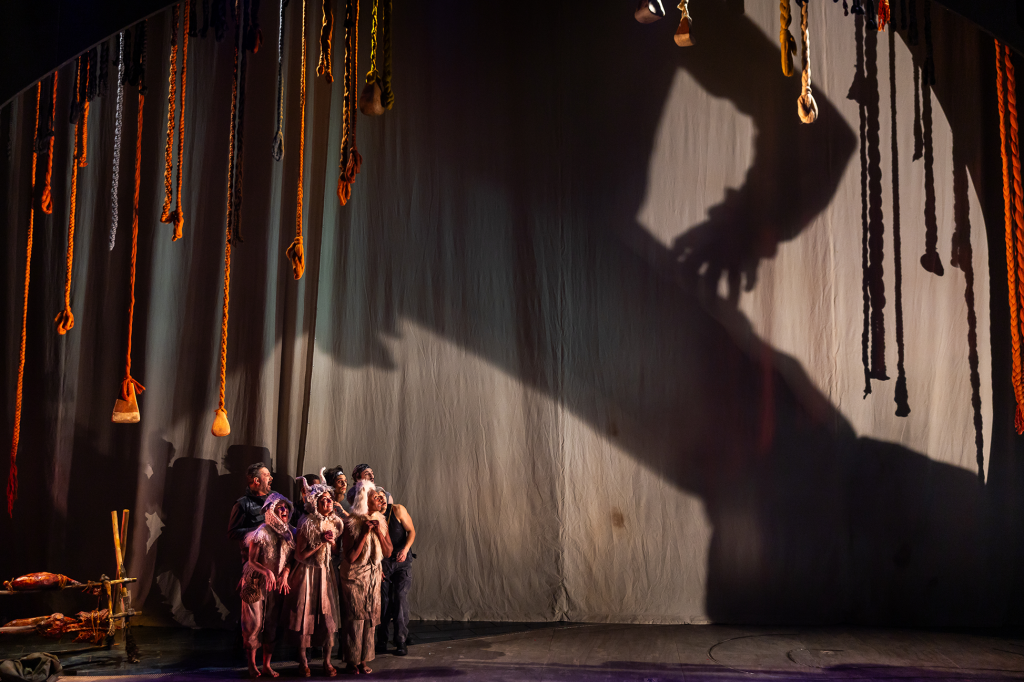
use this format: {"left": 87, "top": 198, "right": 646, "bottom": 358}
{"left": 226, "top": 463, "right": 416, "bottom": 676}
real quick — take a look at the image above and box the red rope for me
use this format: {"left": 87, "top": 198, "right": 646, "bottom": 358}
{"left": 121, "top": 90, "right": 147, "bottom": 401}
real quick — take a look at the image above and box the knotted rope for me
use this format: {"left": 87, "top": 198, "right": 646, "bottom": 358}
{"left": 110, "top": 32, "right": 126, "bottom": 251}
{"left": 174, "top": 1, "right": 190, "bottom": 241}
{"left": 79, "top": 54, "right": 91, "bottom": 167}
{"left": 160, "top": 5, "right": 180, "bottom": 224}
{"left": 780, "top": 0, "right": 796, "bottom": 77}
{"left": 286, "top": 0, "right": 308, "bottom": 278}
{"left": 121, "top": 80, "right": 147, "bottom": 404}
{"left": 999, "top": 40, "right": 1024, "bottom": 434}
{"left": 56, "top": 57, "right": 88, "bottom": 335}
{"left": 317, "top": 0, "right": 334, "bottom": 82}
{"left": 337, "top": 0, "right": 362, "bottom": 206}
{"left": 362, "top": 0, "right": 393, "bottom": 109}
{"left": 40, "top": 72, "right": 57, "bottom": 214}
{"left": 8, "top": 83, "right": 42, "bottom": 516}
{"left": 272, "top": 0, "right": 287, "bottom": 160}
{"left": 796, "top": 0, "right": 818, "bottom": 124}
{"left": 877, "top": 0, "right": 890, "bottom": 30}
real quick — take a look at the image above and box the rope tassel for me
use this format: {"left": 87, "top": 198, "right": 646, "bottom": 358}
{"left": 796, "top": 0, "right": 818, "bottom": 123}
{"left": 8, "top": 83, "right": 43, "bottom": 516}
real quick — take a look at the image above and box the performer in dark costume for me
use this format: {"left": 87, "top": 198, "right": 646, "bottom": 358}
{"left": 240, "top": 493, "right": 295, "bottom": 678}
{"left": 228, "top": 463, "right": 274, "bottom": 561}
{"left": 377, "top": 498, "right": 416, "bottom": 655}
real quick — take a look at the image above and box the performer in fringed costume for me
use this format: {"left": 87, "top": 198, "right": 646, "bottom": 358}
{"left": 239, "top": 493, "right": 295, "bottom": 678}
{"left": 338, "top": 480, "right": 393, "bottom": 674}
{"left": 285, "top": 469, "right": 344, "bottom": 676}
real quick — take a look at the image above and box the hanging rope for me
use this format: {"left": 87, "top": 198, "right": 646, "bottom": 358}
{"left": 1001, "top": 41, "right": 1024, "bottom": 433}
{"left": 160, "top": 4, "right": 179, "bottom": 224}
{"left": 796, "top": 0, "right": 818, "bottom": 124}
{"left": 98, "top": 42, "right": 110, "bottom": 97}
{"left": 286, "top": 0, "right": 308, "bottom": 278}
{"left": 780, "top": 0, "right": 796, "bottom": 77}
{"left": 213, "top": 8, "right": 243, "bottom": 437}
{"left": 317, "top": 0, "right": 334, "bottom": 82}
{"left": 120, "top": 78, "right": 148, "bottom": 405}
{"left": 338, "top": 0, "right": 362, "bottom": 205}
{"left": 79, "top": 53, "right": 91, "bottom": 167}
{"left": 40, "top": 72, "right": 58, "bottom": 215}
{"left": 877, "top": 0, "right": 890, "bottom": 30}
{"left": 110, "top": 32, "right": 126, "bottom": 251}
{"left": 8, "top": 83, "right": 43, "bottom": 516}
{"left": 359, "top": 0, "right": 389, "bottom": 113}
{"left": 56, "top": 58, "right": 86, "bottom": 335}
{"left": 380, "top": 0, "right": 393, "bottom": 107}
{"left": 174, "top": 0, "right": 190, "bottom": 241}
{"left": 272, "top": 0, "right": 287, "bottom": 160}
{"left": 922, "top": 0, "right": 935, "bottom": 86}
{"left": 231, "top": 0, "right": 254, "bottom": 244}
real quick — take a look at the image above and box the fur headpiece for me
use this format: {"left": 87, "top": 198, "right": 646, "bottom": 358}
{"left": 346, "top": 479, "right": 376, "bottom": 516}
{"left": 295, "top": 467, "right": 334, "bottom": 514}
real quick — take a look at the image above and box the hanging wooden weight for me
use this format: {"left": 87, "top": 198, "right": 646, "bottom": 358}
{"left": 359, "top": 81, "right": 384, "bottom": 116}
{"left": 674, "top": 12, "right": 694, "bottom": 46}
{"left": 112, "top": 383, "right": 141, "bottom": 424}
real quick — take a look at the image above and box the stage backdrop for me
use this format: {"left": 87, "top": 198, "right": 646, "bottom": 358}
{"left": 1, "top": 0, "right": 1022, "bottom": 627}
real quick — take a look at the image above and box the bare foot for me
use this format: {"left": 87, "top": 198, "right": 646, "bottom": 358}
{"left": 357, "top": 664, "right": 371, "bottom": 675}
{"left": 299, "top": 666, "right": 311, "bottom": 678}
{"left": 247, "top": 666, "right": 261, "bottom": 678}
{"left": 261, "top": 664, "right": 279, "bottom": 678}
{"left": 342, "top": 664, "right": 359, "bottom": 675}
{"left": 324, "top": 663, "right": 337, "bottom": 677}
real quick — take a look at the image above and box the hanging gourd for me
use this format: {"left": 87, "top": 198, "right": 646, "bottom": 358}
{"left": 338, "top": 0, "right": 362, "bottom": 204}
{"left": 634, "top": 0, "right": 666, "bottom": 23}
{"left": 359, "top": 0, "right": 394, "bottom": 115}
{"left": 674, "top": 1, "right": 693, "bottom": 47}
{"left": 113, "top": 22, "right": 149, "bottom": 424}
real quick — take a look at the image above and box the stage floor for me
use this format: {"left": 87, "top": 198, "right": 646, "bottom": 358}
{"left": 4, "top": 623, "right": 1024, "bottom": 680}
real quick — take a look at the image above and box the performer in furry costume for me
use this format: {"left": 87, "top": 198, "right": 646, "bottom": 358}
{"left": 240, "top": 493, "right": 295, "bottom": 678}
{"left": 338, "top": 480, "right": 393, "bottom": 674}
{"left": 285, "top": 469, "right": 344, "bottom": 676}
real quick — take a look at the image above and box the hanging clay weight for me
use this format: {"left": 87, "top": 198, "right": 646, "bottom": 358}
{"left": 635, "top": 0, "right": 666, "bottom": 23}
{"left": 359, "top": 82, "right": 385, "bottom": 116}
{"left": 212, "top": 408, "right": 231, "bottom": 437}
{"left": 674, "top": 13, "right": 694, "bottom": 46}
{"left": 112, "top": 383, "right": 141, "bottom": 424}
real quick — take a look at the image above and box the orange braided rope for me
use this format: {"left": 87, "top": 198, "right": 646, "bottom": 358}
{"left": 79, "top": 56, "right": 90, "bottom": 168}
{"left": 174, "top": 2, "right": 189, "bottom": 241}
{"left": 995, "top": 41, "right": 1023, "bottom": 429}
{"left": 285, "top": 0, "right": 307, "bottom": 279}
{"left": 317, "top": 0, "right": 334, "bottom": 82}
{"left": 878, "top": 0, "right": 890, "bottom": 31}
{"left": 8, "top": 83, "right": 42, "bottom": 516}
{"left": 338, "top": 0, "right": 361, "bottom": 206}
{"left": 40, "top": 73, "right": 57, "bottom": 214}
{"left": 55, "top": 60, "right": 84, "bottom": 335}
{"left": 1003, "top": 42, "right": 1024, "bottom": 434}
{"left": 121, "top": 89, "right": 147, "bottom": 402}
{"left": 213, "top": 26, "right": 241, "bottom": 437}
{"left": 161, "top": 4, "right": 179, "bottom": 224}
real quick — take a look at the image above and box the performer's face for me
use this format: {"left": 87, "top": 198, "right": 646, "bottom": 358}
{"left": 316, "top": 495, "right": 333, "bottom": 516}
{"left": 253, "top": 467, "right": 273, "bottom": 494}
{"left": 360, "top": 468, "right": 374, "bottom": 483}
{"left": 275, "top": 504, "right": 290, "bottom": 522}
{"left": 333, "top": 474, "right": 348, "bottom": 496}
{"left": 369, "top": 491, "right": 387, "bottom": 513}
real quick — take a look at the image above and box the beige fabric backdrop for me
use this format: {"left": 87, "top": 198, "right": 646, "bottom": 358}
{"left": 1, "top": 0, "right": 1020, "bottom": 627}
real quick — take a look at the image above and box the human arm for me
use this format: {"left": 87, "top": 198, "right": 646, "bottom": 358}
{"left": 294, "top": 525, "right": 336, "bottom": 562}
{"left": 393, "top": 505, "right": 416, "bottom": 562}
{"left": 247, "top": 538, "right": 277, "bottom": 591}
{"left": 342, "top": 523, "right": 371, "bottom": 564}
{"left": 371, "top": 516, "right": 393, "bottom": 558}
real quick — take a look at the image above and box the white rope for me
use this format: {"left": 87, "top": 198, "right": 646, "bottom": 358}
{"left": 797, "top": 0, "right": 818, "bottom": 124}
{"left": 110, "top": 32, "right": 126, "bottom": 250}
{"left": 272, "top": 0, "right": 286, "bottom": 161}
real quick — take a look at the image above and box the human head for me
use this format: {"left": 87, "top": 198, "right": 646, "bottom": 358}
{"left": 261, "top": 493, "right": 293, "bottom": 531}
{"left": 246, "top": 463, "right": 272, "bottom": 495}
{"left": 351, "top": 464, "right": 374, "bottom": 483}
{"left": 346, "top": 479, "right": 376, "bottom": 516}
{"left": 316, "top": 493, "right": 333, "bottom": 516}
{"left": 296, "top": 468, "right": 335, "bottom": 515}
{"left": 368, "top": 488, "right": 387, "bottom": 513}
{"left": 325, "top": 466, "right": 347, "bottom": 499}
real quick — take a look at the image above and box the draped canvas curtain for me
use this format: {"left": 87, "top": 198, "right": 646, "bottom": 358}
{"left": 1, "top": 0, "right": 1022, "bottom": 628}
